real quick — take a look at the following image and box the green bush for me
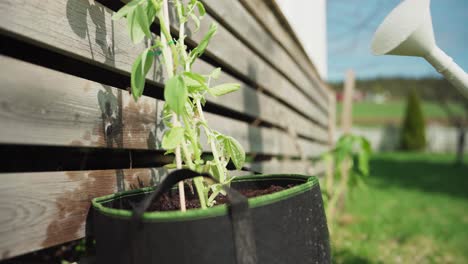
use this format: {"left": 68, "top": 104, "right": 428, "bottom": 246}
{"left": 400, "top": 90, "right": 426, "bottom": 151}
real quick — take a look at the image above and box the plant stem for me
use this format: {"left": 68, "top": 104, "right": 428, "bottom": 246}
{"left": 160, "top": 0, "right": 186, "bottom": 212}
{"left": 177, "top": 0, "right": 210, "bottom": 208}
{"left": 326, "top": 156, "right": 334, "bottom": 199}
{"left": 195, "top": 100, "right": 226, "bottom": 182}
{"left": 326, "top": 159, "right": 350, "bottom": 234}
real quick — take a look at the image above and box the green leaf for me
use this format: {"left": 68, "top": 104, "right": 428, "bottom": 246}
{"left": 209, "top": 67, "right": 221, "bottom": 79}
{"left": 190, "top": 14, "right": 201, "bottom": 32}
{"left": 358, "top": 150, "right": 370, "bottom": 176}
{"left": 209, "top": 83, "right": 240, "bottom": 96}
{"left": 150, "top": 0, "right": 162, "bottom": 13}
{"left": 135, "top": 4, "right": 152, "bottom": 39}
{"left": 183, "top": 72, "right": 206, "bottom": 85}
{"left": 182, "top": 72, "right": 207, "bottom": 93}
{"left": 112, "top": 0, "right": 143, "bottom": 20}
{"left": 223, "top": 136, "right": 245, "bottom": 170}
{"left": 162, "top": 127, "right": 185, "bottom": 149}
{"left": 131, "top": 48, "right": 154, "bottom": 101}
{"left": 190, "top": 23, "right": 217, "bottom": 60}
{"left": 146, "top": 1, "right": 158, "bottom": 25}
{"left": 127, "top": 7, "right": 145, "bottom": 43}
{"left": 358, "top": 137, "right": 371, "bottom": 176}
{"left": 360, "top": 137, "right": 372, "bottom": 155}
{"left": 196, "top": 1, "right": 206, "bottom": 17}
{"left": 164, "top": 75, "right": 188, "bottom": 115}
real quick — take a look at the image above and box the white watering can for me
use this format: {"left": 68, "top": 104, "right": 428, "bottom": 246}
{"left": 371, "top": 0, "right": 468, "bottom": 98}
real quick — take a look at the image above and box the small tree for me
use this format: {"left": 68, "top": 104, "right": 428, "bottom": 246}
{"left": 400, "top": 90, "right": 426, "bottom": 151}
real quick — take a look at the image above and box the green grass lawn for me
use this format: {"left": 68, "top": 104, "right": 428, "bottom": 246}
{"left": 336, "top": 101, "right": 464, "bottom": 126}
{"left": 332, "top": 152, "right": 468, "bottom": 263}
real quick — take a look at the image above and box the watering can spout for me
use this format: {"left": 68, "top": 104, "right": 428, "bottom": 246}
{"left": 371, "top": 0, "right": 468, "bottom": 97}
{"left": 371, "top": 0, "right": 434, "bottom": 57}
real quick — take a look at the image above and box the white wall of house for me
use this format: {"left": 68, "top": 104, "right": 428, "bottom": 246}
{"left": 276, "top": 0, "right": 328, "bottom": 79}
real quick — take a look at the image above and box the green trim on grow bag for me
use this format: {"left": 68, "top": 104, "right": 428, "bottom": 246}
{"left": 92, "top": 174, "right": 318, "bottom": 222}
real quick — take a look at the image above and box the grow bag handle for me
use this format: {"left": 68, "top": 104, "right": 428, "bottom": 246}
{"left": 132, "top": 169, "right": 257, "bottom": 264}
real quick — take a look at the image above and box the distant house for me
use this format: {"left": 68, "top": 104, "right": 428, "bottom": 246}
{"left": 335, "top": 90, "right": 366, "bottom": 102}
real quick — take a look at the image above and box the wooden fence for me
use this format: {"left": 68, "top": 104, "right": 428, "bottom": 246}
{"left": 0, "top": 0, "right": 333, "bottom": 259}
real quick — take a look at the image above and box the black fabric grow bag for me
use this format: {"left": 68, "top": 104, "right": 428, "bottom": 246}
{"left": 90, "top": 173, "right": 330, "bottom": 264}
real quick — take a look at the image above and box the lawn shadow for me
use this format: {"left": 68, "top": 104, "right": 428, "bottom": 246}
{"left": 370, "top": 155, "right": 468, "bottom": 200}
{"left": 332, "top": 248, "right": 373, "bottom": 264}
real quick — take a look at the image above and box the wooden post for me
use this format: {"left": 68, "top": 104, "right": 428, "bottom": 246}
{"left": 327, "top": 70, "right": 355, "bottom": 230}
{"left": 338, "top": 69, "right": 355, "bottom": 209}
{"left": 341, "top": 69, "right": 355, "bottom": 134}
{"left": 325, "top": 91, "right": 336, "bottom": 198}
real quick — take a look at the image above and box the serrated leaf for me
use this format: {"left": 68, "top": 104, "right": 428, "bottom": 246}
{"left": 131, "top": 48, "right": 154, "bottom": 101}
{"left": 223, "top": 136, "right": 245, "bottom": 170}
{"left": 164, "top": 75, "right": 188, "bottom": 115}
{"left": 112, "top": 0, "right": 143, "bottom": 20}
{"left": 209, "top": 83, "right": 240, "bottom": 96}
{"left": 162, "top": 127, "right": 185, "bottom": 149}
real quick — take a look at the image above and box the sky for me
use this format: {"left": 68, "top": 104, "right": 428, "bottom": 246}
{"left": 327, "top": 0, "right": 468, "bottom": 81}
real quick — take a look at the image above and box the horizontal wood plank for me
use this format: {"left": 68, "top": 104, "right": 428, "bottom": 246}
{"left": 175, "top": 3, "right": 328, "bottom": 125}
{"left": 195, "top": 60, "right": 328, "bottom": 142}
{"left": 0, "top": 0, "right": 328, "bottom": 138}
{"left": 249, "top": 159, "right": 326, "bottom": 176}
{"left": 239, "top": 0, "right": 330, "bottom": 100}
{"left": 0, "top": 168, "right": 166, "bottom": 259}
{"left": 0, "top": 55, "right": 326, "bottom": 157}
{"left": 201, "top": 0, "right": 328, "bottom": 111}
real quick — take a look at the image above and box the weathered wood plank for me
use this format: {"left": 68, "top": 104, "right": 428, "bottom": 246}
{"left": 239, "top": 0, "right": 330, "bottom": 100}
{"left": 195, "top": 61, "right": 329, "bottom": 142}
{"left": 201, "top": 0, "right": 328, "bottom": 111}
{"left": 0, "top": 0, "right": 328, "bottom": 136}
{"left": 0, "top": 168, "right": 167, "bottom": 260}
{"left": 249, "top": 159, "right": 326, "bottom": 176}
{"left": 0, "top": 55, "right": 326, "bottom": 157}
{"left": 173, "top": 3, "right": 328, "bottom": 125}
{"left": 0, "top": 56, "right": 164, "bottom": 150}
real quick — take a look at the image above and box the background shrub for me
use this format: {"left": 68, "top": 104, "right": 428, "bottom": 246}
{"left": 400, "top": 90, "right": 426, "bottom": 151}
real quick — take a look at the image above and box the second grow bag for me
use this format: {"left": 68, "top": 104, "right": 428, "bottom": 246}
{"left": 90, "top": 169, "right": 330, "bottom": 264}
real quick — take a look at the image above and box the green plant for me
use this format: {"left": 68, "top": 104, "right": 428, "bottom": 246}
{"left": 322, "top": 134, "right": 371, "bottom": 232}
{"left": 113, "top": 0, "right": 245, "bottom": 209}
{"left": 400, "top": 90, "right": 426, "bottom": 151}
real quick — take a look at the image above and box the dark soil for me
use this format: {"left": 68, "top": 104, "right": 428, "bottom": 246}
{"left": 147, "top": 184, "right": 296, "bottom": 211}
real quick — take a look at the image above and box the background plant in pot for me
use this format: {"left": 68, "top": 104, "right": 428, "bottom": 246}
{"left": 322, "top": 134, "right": 372, "bottom": 233}
{"left": 90, "top": 0, "right": 331, "bottom": 263}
